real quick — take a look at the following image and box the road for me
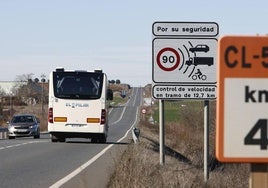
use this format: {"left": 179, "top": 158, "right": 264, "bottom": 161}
{"left": 0, "top": 87, "right": 142, "bottom": 188}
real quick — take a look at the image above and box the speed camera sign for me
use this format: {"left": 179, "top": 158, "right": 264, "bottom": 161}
{"left": 153, "top": 38, "right": 217, "bottom": 84}
{"left": 152, "top": 22, "right": 218, "bottom": 100}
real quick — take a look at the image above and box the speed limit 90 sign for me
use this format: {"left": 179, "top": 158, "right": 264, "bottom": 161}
{"left": 216, "top": 36, "right": 268, "bottom": 163}
{"left": 156, "top": 47, "right": 180, "bottom": 71}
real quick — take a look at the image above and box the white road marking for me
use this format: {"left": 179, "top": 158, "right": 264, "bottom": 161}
{"left": 0, "top": 140, "right": 48, "bottom": 150}
{"left": 110, "top": 106, "right": 126, "bottom": 126}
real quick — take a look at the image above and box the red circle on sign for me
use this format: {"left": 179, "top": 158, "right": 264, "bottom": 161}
{"left": 142, "top": 109, "right": 146, "bottom": 114}
{"left": 156, "top": 47, "right": 180, "bottom": 71}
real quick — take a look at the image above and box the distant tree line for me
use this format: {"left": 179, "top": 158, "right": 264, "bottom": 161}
{"left": 109, "top": 79, "right": 121, "bottom": 84}
{"left": 16, "top": 73, "right": 47, "bottom": 84}
{"left": 0, "top": 73, "right": 49, "bottom": 106}
{"left": 0, "top": 73, "right": 49, "bottom": 120}
{"left": 0, "top": 75, "right": 125, "bottom": 108}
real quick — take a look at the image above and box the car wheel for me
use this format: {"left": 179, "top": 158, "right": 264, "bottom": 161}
{"left": 8, "top": 136, "right": 15, "bottom": 139}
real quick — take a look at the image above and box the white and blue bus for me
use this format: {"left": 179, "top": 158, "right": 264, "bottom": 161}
{"left": 48, "top": 68, "right": 113, "bottom": 143}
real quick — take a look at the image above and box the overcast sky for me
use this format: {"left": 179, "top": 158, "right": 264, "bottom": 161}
{"left": 0, "top": 1, "right": 266, "bottom": 86}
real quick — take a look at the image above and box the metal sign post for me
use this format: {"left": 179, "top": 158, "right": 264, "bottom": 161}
{"left": 159, "top": 100, "right": 165, "bottom": 165}
{"left": 250, "top": 164, "right": 268, "bottom": 188}
{"left": 204, "top": 100, "right": 209, "bottom": 182}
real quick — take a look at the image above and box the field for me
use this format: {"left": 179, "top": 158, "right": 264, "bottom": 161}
{"left": 108, "top": 99, "right": 250, "bottom": 188}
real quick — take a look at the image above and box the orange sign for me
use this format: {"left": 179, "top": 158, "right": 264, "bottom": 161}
{"left": 217, "top": 36, "right": 268, "bottom": 162}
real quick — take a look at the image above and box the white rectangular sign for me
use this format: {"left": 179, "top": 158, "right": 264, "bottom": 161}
{"left": 153, "top": 85, "right": 216, "bottom": 99}
{"left": 153, "top": 22, "right": 219, "bottom": 37}
{"left": 224, "top": 78, "right": 268, "bottom": 158}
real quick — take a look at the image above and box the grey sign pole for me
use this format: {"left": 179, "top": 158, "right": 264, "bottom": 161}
{"left": 159, "top": 99, "right": 165, "bottom": 165}
{"left": 204, "top": 100, "right": 209, "bottom": 181}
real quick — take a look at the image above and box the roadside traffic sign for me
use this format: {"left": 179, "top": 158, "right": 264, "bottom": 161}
{"left": 153, "top": 85, "right": 216, "bottom": 99}
{"left": 153, "top": 38, "right": 217, "bottom": 84}
{"left": 152, "top": 22, "right": 219, "bottom": 181}
{"left": 153, "top": 22, "right": 219, "bottom": 37}
{"left": 152, "top": 22, "right": 218, "bottom": 100}
{"left": 156, "top": 47, "right": 181, "bottom": 71}
{"left": 141, "top": 109, "right": 146, "bottom": 114}
{"left": 216, "top": 36, "right": 268, "bottom": 162}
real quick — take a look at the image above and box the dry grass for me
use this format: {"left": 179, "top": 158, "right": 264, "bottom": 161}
{"left": 108, "top": 101, "right": 250, "bottom": 188}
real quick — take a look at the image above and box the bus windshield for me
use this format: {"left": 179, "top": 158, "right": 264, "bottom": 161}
{"left": 53, "top": 71, "right": 104, "bottom": 99}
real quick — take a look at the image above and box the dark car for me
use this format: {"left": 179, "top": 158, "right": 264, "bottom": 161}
{"left": 8, "top": 114, "right": 40, "bottom": 139}
{"left": 189, "top": 44, "right": 209, "bottom": 53}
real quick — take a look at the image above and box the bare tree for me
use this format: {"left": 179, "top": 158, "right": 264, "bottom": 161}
{"left": 116, "top": 79, "right": 121, "bottom": 84}
{"left": 34, "top": 78, "right": 39, "bottom": 83}
{"left": 15, "top": 73, "right": 34, "bottom": 82}
{"left": 0, "top": 86, "right": 6, "bottom": 96}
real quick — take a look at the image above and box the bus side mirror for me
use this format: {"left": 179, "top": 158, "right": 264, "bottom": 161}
{"left": 107, "top": 89, "right": 113, "bottom": 100}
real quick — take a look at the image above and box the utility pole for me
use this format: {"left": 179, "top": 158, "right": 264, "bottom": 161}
{"left": 41, "top": 74, "right": 46, "bottom": 113}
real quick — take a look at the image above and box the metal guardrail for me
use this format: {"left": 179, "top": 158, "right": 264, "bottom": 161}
{"left": 0, "top": 128, "right": 8, "bottom": 139}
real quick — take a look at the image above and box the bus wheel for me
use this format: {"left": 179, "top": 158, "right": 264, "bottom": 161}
{"left": 51, "top": 135, "right": 58, "bottom": 142}
{"left": 99, "top": 135, "right": 107, "bottom": 143}
{"left": 59, "top": 137, "right": 66, "bottom": 142}
{"left": 91, "top": 138, "right": 98, "bottom": 143}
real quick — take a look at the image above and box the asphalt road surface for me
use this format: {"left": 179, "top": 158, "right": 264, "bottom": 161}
{"left": 0, "top": 87, "right": 142, "bottom": 188}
